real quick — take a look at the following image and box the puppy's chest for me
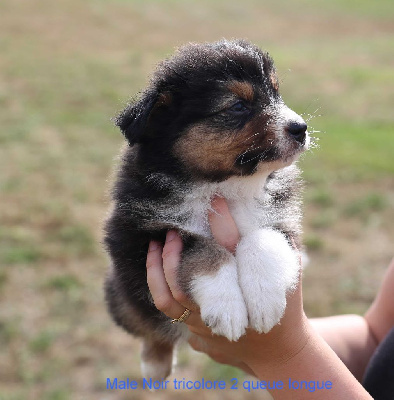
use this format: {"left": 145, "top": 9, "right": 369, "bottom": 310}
{"left": 173, "top": 178, "right": 276, "bottom": 237}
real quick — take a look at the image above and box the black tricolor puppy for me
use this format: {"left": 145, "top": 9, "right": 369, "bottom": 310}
{"left": 104, "top": 39, "right": 309, "bottom": 380}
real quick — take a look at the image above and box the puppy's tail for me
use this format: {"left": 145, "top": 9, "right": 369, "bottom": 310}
{"left": 141, "top": 339, "right": 175, "bottom": 382}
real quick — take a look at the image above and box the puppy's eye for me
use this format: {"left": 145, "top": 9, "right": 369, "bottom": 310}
{"left": 227, "top": 101, "right": 249, "bottom": 114}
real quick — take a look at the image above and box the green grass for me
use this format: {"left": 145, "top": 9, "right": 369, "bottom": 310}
{"left": 203, "top": 359, "right": 246, "bottom": 382}
{"left": 343, "top": 193, "right": 388, "bottom": 219}
{"left": 29, "top": 331, "right": 56, "bottom": 354}
{"left": 1, "top": 0, "right": 393, "bottom": 398}
{"left": 301, "top": 120, "right": 394, "bottom": 180}
{"left": 306, "top": 189, "right": 335, "bottom": 208}
{"left": 310, "top": 211, "right": 337, "bottom": 230}
{"left": 304, "top": 235, "right": 325, "bottom": 252}
{"left": 2, "top": 247, "right": 41, "bottom": 265}
{"left": 43, "top": 275, "right": 82, "bottom": 292}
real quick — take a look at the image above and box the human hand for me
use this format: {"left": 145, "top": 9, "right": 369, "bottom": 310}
{"left": 146, "top": 197, "right": 308, "bottom": 376}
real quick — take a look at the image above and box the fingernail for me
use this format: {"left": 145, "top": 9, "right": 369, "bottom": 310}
{"left": 148, "top": 241, "right": 159, "bottom": 252}
{"left": 166, "top": 230, "right": 177, "bottom": 242}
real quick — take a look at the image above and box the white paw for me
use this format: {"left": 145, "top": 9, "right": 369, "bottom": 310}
{"left": 191, "top": 260, "right": 248, "bottom": 341}
{"left": 236, "top": 229, "right": 299, "bottom": 333}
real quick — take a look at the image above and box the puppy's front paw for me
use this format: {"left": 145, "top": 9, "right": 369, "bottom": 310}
{"left": 200, "top": 295, "right": 248, "bottom": 342}
{"left": 191, "top": 261, "right": 248, "bottom": 341}
{"left": 236, "top": 229, "right": 299, "bottom": 333}
{"left": 240, "top": 274, "right": 287, "bottom": 334}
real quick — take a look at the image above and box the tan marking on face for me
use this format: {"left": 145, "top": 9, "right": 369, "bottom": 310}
{"left": 173, "top": 125, "right": 245, "bottom": 175}
{"left": 173, "top": 114, "right": 275, "bottom": 177}
{"left": 227, "top": 81, "right": 254, "bottom": 102}
{"left": 270, "top": 71, "right": 279, "bottom": 91}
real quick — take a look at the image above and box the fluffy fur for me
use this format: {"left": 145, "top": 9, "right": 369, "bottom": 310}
{"left": 104, "top": 39, "right": 309, "bottom": 379}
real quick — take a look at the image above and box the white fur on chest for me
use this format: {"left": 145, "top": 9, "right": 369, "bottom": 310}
{"left": 179, "top": 169, "right": 273, "bottom": 237}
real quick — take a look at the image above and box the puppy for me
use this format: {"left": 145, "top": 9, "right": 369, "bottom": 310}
{"left": 104, "top": 39, "right": 309, "bottom": 380}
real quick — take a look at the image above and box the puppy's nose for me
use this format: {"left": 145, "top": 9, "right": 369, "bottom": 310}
{"left": 286, "top": 121, "right": 307, "bottom": 143}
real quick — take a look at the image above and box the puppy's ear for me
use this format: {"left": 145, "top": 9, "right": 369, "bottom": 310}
{"left": 115, "top": 90, "right": 172, "bottom": 146}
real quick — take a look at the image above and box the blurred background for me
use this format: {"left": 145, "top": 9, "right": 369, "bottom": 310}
{"left": 1, "top": 0, "right": 393, "bottom": 399}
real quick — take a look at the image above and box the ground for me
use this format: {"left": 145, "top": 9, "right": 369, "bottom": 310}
{"left": 0, "top": 0, "right": 393, "bottom": 399}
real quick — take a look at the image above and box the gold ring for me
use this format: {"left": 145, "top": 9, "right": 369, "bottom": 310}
{"left": 171, "top": 308, "right": 191, "bottom": 324}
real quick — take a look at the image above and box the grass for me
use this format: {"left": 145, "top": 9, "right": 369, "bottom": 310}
{"left": 1, "top": 0, "right": 393, "bottom": 399}
{"left": 301, "top": 120, "right": 394, "bottom": 180}
{"left": 43, "top": 275, "right": 82, "bottom": 292}
{"left": 343, "top": 193, "right": 388, "bottom": 218}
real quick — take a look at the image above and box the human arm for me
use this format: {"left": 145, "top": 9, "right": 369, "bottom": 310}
{"left": 308, "top": 258, "right": 394, "bottom": 381}
{"left": 146, "top": 198, "right": 373, "bottom": 399}
{"left": 309, "top": 315, "right": 377, "bottom": 382}
{"left": 365, "top": 258, "right": 394, "bottom": 343}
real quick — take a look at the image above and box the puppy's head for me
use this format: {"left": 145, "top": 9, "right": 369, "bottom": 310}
{"left": 116, "top": 39, "right": 309, "bottom": 181}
